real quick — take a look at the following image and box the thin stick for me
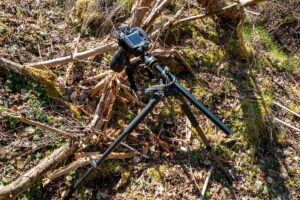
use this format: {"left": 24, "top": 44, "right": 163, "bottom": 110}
{"left": 201, "top": 166, "right": 214, "bottom": 197}
{"left": 175, "top": 0, "right": 266, "bottom": 25}
{"left": 27, "top": 42, "right": 117, "bottom": 68}
{"left": 43, "top": 152, "right": 136, "bottom": 186}
{"left": 274, "top": 117, "right": 300, "bottom": 134}
{"left": 130, "top": 0, "right": 153, "bottom": 27}
{"left": 120, "top": 84, "right": 144, "bottom": 106}
{"left": 150, "top": 6, "right": 186, "bottom": 38}
{"left": 273, "top": 101, "right": 300, "bottom": 118}
{"left": 0, "top": 142, "right": 79, "bottom": 200}
{"left": 3, "top": 112, "right": 75, "bottom": 139}
{"left": 93, "top": 129, "right": 149, "bottom": 159}
{"left": 64, "top": 33, "right": 81, "bottom": 85}
{"left": 81, "top": 70, "right": 113, "bottom": 84}
{"left": 90, "top": 75, "right": 110, "bottom": 98}
{"left": 142, "top": 0, "right": 171, "bottom": 32}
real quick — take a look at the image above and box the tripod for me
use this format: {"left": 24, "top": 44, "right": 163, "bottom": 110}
{"left": 65, "top": 53, "right": 232, "bottom": 199}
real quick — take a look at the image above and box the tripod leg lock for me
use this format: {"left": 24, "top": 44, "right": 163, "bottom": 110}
{"left": 90, "top": 159, "right": 98, "bottom": 168}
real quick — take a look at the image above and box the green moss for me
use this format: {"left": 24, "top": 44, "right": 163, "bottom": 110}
{"left": 243, "top": 25, "right": 300, "bottom": 73}
{"left": 288, "top": 103, "right": 300, "bottom": 114}
{"left": 24, "top": 67, "right": 62, "bottom": 98}
{"left": 287, "top": 177, "right": 300, "bottom": 189}
{"left": 20, "top": 181, "right": 43, "bottom": 200}
{"left": 65, "top": 102, "right": 81, "bottom": 119}
{"left": 0, "top": 19, "right": 7, "bottom": 34}
{"left": 147, "top": 165, "right": 166, "bottom": 183}
{"left": 119, "top": 0, "right": 133, "bottom": 11}
{"left": 117, "top": 171, "right": 132, "bottom": 189}
{"left": 101, "top": 160, "right": 122, "bottom": 177}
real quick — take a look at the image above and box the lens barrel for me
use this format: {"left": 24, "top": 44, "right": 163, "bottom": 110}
{"left": 110, "top": 48, "right": 127, "bottom": 72}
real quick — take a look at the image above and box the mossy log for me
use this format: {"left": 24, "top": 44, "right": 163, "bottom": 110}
{"left": 0, "top": 58, "right": 81, "bottom": 118}
{"left": 0, "top": 57, "right": 62, "bottom": 98}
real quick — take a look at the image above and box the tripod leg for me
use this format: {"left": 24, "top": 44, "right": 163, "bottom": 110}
{"left": 65, "top": 94, "right": 163, "bottom": 199}
{"left": 176, "top": 96, "right": 232, "bottom": 180}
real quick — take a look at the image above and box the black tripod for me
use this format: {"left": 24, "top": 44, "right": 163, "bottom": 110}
{"left": 65, "top": 53, "right": 232, "bottom": 199}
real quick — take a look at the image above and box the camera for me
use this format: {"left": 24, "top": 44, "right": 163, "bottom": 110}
{"left": 118, "top": 27, "right": 149, "bottom": 55}
{"left": 110, "top": 27, "right": 150, "bottom": 72}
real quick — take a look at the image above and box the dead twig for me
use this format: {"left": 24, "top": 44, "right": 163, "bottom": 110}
{"left": 142, "top": 0, "right": 171, "bottom": 32}
{"left": 64, "top": 33, "right": 81, "bottom": 85}
{"left": 27, "top": 42, "right": 118, "bottom": 68}
{"left": 0, "top": 142, "right": 80, "bottom": 200}
{"left": 130, "top": 0, "right": 154, "bottom": 27}
{"left": 120, "top": 84, "right": 144, "bottom": 106}
{"left": 3, "top": 112, "right": 75, "bottom": 139}
{"left": 150, "top": 6, "right": 186, "bottom": 38}
{"left": 274, "top": 117, "right": 300, "bottom": 134}
{"left": 273, "top": 101, "right": 300, "bottom": 118}
{"left": 90, "top": 75, "right": 111, "bottom": 98}
{"left": 81, "top": 70, "right": 113, "bottom": 84}
{"left": 43, "top": 152, "right": 136, "bottom": 186}
{"left": 151, "top": 48, "right": 196, "bottom": 77}
{"left": 176, "top": 0, "right": 266, "bottom": 24}
{"left": 201, "top": 166, "right": 214, "bottom": 198}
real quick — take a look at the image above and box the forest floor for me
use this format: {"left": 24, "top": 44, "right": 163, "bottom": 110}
{"left": 0, "top": 0, "right": 300, "bottom": 200}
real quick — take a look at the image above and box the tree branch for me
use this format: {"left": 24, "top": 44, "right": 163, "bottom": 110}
{"left": 0, "top": 142, "right": 79, "bottom": 200}
{"left": 27, "top": 42, "right": 118, "bottom": 68}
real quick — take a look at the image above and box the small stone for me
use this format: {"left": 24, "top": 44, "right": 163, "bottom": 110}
{"left": 70, "top": 91, "right": 77, "bottom": 101}
{"left": 97, "top": 191, "right": 109, "bottom": 199}
{"left": 203, "top": 159, "right": 211, "bottom": 166}
{"left": 133, "top": 156, "right": 141, "bottom": 164}
{"left": 180, "top": 147, "right": 187, "bottom": 152}
{"left": 255, "top": 180, "right": 263, "bottom": 189}
{"left": 259, "top": 159, "right": 265, "bottom": 164}
{"left": 266, "top": 176, "right": 274, "bottom": 184}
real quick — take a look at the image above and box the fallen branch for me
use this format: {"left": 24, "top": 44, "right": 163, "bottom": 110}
{"left": 81, "top": 70, "right": 113, "bottom": 84}
{"left": 27, "top": 42, "right": 118, "bottom": 68}
{"left": 273, "top": 101, "right": 300, "bottom": 118}
{"left": 274, "top": 117, "right": 300, "bottom": 134}
{"left": 201, "top": 166, "right": 214, "bottom": 198}
{"left": 3, "top": 112, "right": 75, "bottom": 139}
{"left": 43, "top": 152, "right": 136, "bottom": 186}
{"left": 90, "top": 75, "right": 110, "bottom": 98}
{"left": 150, "top": 6, "right": 186, "bottom": 38}
{"left": 0, "top": 57, "right": 62, "bottom": 98}
{"left": 176, "top": 0, "right": 266, "bottom": 24}
{"left": 0, "top": 142, "right": 79, "bottom": 200}
{"left": 92, "top": 129, "right": 148, "bottom": 158}
{"left": 120, "top": 84, "right": 144, "bottom": 106}
{"left": 64, "top": 33, "right": 81, "bottom": 85}
{"left": 142, "top": 0, "right": 171, "bottom": 32}
{"left": 130, "top": 0, "right": 153, "bottom": 27}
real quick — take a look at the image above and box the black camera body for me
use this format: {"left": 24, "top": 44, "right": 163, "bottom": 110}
{"left": 110, "top": 27, "right": 150, "bottom": 73}
{"left": 117, "top": 27, "right": 150, "bottom": 55}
